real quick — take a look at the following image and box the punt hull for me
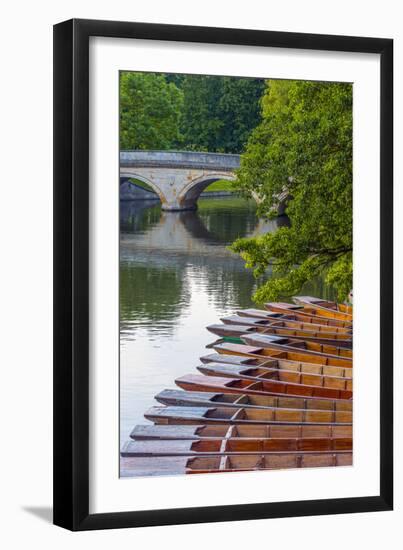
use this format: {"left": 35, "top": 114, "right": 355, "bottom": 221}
{"left": 240, "top": 333, "right": 353, "bottom": 361}
{"left": 208, "top": 323, "right": 352, "bottom": 348}
{"left": 197, "top": 363, "right": 353, "bottom": 394}
{"left": 176, "top": 374, "right": 354, "bottom": 401}
{"left": 223, "top": 314, "right": 352, "bottom": 336}
{"left": 264, "top": 303, "right": 353, "bottom": 328}
{"left": 214, "top": 340, "right": 352, "bottom": 369}
{"left": 130, "top": 423, "right": 353, "bottom": 441}
{"left": 122, "top": 438, "right": 353, "bottom": 457}
{"left": 144, "top": 405, "right": 352, "bottom": 426}
{"left": 121, "top": 452, "right": 352, "bottom": 476}
{"left": 200, "top": 352, "right": 353, "bottom": 379}
{"left": 155, "top": 389, "right": 353, "bottom": 413}
{"left": 294, "top": 296, "right": 353, "bottom": 320}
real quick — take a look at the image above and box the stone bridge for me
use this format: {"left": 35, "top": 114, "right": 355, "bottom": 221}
{"left": 120, "top": 150, "right": 240, "bottom": 211}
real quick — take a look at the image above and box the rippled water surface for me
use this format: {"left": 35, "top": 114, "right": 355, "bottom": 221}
{"left": 119, "top": 197, "right": 331, "bottom": 447}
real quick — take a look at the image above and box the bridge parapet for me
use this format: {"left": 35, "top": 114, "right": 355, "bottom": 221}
{"left": 120, "top": 150, "right": 240, "bottom": 171}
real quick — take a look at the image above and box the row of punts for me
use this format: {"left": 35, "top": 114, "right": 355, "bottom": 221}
{"left": 121, "top": 296, "right": 353, "bottom": 477}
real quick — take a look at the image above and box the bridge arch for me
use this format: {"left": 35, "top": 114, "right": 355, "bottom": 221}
{"left": 178, "top": 173, "right": 236, "bottom": 210}
{"left": 120, "top": 171, "right": 167, "bottom": 205}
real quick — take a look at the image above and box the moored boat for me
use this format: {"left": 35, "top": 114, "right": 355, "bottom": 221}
{"left": 294, "top": 296, "right": 353, "bottom": 317}
{"left": 130, "top": 422, "right": 353, "bottom": 441}
{"left": 208, "top": 321, "right": 352, "bottom": 348}
{"left": 176, "top": 373, "right": 353, "bottom": 400}
{"left": 144, "top": 405, "right": 352, "bottom": 426}
{"left": 240, "top": 333, "right": 352, "bottom": 361}
{"left": 223, "top": 314, "right": 352, "bottom": 337}
{"left": 265, "top": 302, "right": 353, "bottom": 326}
{"left": 121, "top": 451, "right": 352, "bottom": 476}
{"left": 200, "top": 352, "right": 272, "bottom": 367}
{"left": 214, "top": 341, "right": 352, "bottom": 369}
{"left": 155, "top": 388, "right": 352, "bottom": 412}
{"left": 200, "top": 352, "right": 352, "bottom": 379}
{"left": 122, "top": 436, "right": 352, "bottom": 457}
{"left": 197, "top": 362, "right": 353, "bottom": 393}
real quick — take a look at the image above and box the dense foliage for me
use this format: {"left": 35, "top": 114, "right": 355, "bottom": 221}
{"left": 120, "top": 72, "right": 265, "bottom": 153}
{"left": 180, "top": 76, "right": 265, "bottom": 153}
{"left": 231, "top": 80, "right": 353, "bottom": 302}
{"left": 120, "top": 72, "right": 183, "bottom": 149}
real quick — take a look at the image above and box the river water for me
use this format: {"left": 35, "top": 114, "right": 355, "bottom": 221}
{"left": 119, "top": 197, "right": 332, "bottom": 448}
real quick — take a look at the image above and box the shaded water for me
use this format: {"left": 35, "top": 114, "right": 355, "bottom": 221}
{"left": 119, "top": 197, "right": 333, "bottom": 447}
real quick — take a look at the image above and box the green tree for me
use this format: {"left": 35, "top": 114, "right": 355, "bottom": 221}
{"left": 120, "top": 72, "right": 183, "bottom": 150}
{"left": 218, "top": 77, "right": 265, "bottom": 153}
{"left": 231, "top": 80, "right": 353, "bottom": 302}
{"left": 180, "top": 75, "right": 265, "bottom": 153}
{"left": 180, "top": 76, "right": 224, "bottom": 151}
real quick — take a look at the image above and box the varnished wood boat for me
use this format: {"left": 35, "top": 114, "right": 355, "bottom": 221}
{"left": 294, "top": 296, "right": 353, "bottom": 317}
{"left": 237, "top": 309, "right": 286, "bottom": 320}
{"left": 197, "top": 363, "right": 353, "bottom": 392}
{"left": 157, "top": 388, "right": 353, "bottom": 412}
{"left": 122, "top": 435, "right": 352, "bottom": 457}
{"left": 121, "top": 451, "right": 352, "bottom": 476}
{"left": 214, "top": 341, "right": 352, "bottom": 369}
{"left": 240, "top": 333, "right": 352, "bottom": 361}
{"left": 201, "top": 352, "right": 274, "bottom": 366}
{"left": 283, "top": 298, "right": 353, "bottom": 322}
{"left": 186, "top": 452, "right": 353, "bottom": 472}
{"left": 207, "top": 323, "right": 256, "bottom": 339}
{"left": 176, "top": 373, "right": 353, "bottom": 401}
{"left": 208, "top": 321, "right": 352, "bottom": 348}
{"left": 200, "top": 352, "right": 352, "bottom": 379}
{"left": 265, "top": 302, "right": 353, "bottom": 327}
{"left": 222, "top": 314, "right": 352, "bottom": 337}
{"left": 238, "top": 307, "right": 353, "bottom": 329}
{"left": 144, "top": 405, "right": 352, "bottom": 426}
{"left": 130, "top": 423, "right": 353, "bottom": 441}
{"left": 155, "top": 389, "right": 352, "bottom": 421}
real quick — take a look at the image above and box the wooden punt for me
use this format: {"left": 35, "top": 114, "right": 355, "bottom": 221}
{"left": 201, "top": 352, "right": 274, "bottom": 367}
{"left": 207, "top": 323, "right": 256, "bottom": 339}
{"left": 265, "top": 302, "right": 353, "bottom": 327}
{"left": 284, "top": 298, "right": 353, "bottom": 322}
{"left": 144, "top": 405, "right": 352, "bottom": 426}
{"left": 214, "top": 341, "right": 352, "bottom": 369}
{"left": 185, "top": 452, "right": 352, "bottom": 472}
{"left": 222, "top": 314, "right": 352, "bottom": 337}
{"left": 236, "top": 309, "right": 286, "bottom": 320}
{"left": 122, "top": 436, "right": 352, "bottom": 457}
{"left": 200, "top": 352, "right": 352, "bottom": 379}
{"left": 176, "top": 373, "right": 353, "bottom": 401}
{"left": 236, "top": 308, "right": 351, "bottom": 328}
{"left": 130, "top": 423, "right": 353, "bottom": 441}
{"left": 240, "top": 333, "right": 352, "bottom": 361}
{"left": 294, "top": 296, "right": 353, "bottom": 317}
{"left": 208, "top": 322, "right": 352, "bottom": 348}
{"left": 121, "top": 451, "right": 352, "bottom": 476}
{"left": 197, "top": 363, "right": 353, "bottom": 393}
{"left": 155, "top": 389, "right": 352, "bottom": 422}
{"left": 155, "top": 389, "right": 353, "bottom": 412}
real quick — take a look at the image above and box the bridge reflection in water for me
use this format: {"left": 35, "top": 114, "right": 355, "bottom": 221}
{"left": 120, "top": 197, "right": 286, "bottom": 255}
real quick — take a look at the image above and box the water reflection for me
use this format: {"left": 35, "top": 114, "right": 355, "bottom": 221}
{"left": 120, "top": 198, "right": 280, "bottom": 342}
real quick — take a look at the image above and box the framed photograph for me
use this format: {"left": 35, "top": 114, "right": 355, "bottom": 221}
{"left": 53, "top": 19, "right": 393, "bottom": 530}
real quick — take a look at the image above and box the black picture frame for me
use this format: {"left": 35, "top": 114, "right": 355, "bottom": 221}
{"left": 53, "top": 18, "right": 393, "bottom": 531}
